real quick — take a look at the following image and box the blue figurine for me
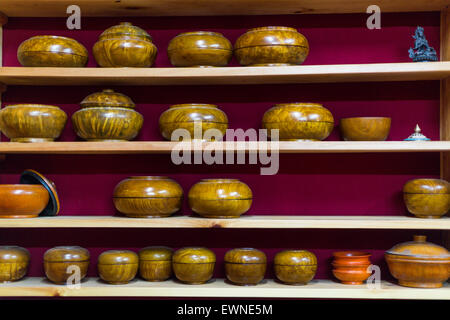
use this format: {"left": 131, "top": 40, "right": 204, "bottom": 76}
{"left": 408, "top": 26, "right": 438, "bottom": 62}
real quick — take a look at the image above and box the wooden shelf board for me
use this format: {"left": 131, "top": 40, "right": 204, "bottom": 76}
{"left": 1, "top": 215, "right": 449, "bottom": 229}
{"left": 1, "top": 278, "right": 448, "bottom": 299}
{"left": 0, "top": 0, "right": 448, "bottom": 17}
{"left": 1, "top": 63, "right": 450, "bottom": 86}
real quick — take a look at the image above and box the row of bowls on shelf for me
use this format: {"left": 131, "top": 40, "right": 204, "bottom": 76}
{"left": 0, "top": 89, "right": 393, "bottom": 142}
{"left": 1, "top": 171, "right": 449, "bottom": 219}
{"left": 1, "top": 235, "right": 449, "bottom": 288}
{"left": 17, "top": 24, "right": 310, "bottom": 68}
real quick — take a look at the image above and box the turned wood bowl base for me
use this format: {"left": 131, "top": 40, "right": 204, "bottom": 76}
{"left": 398, "top": 280, "right": 443, "bottom": 288}
{"left": 11, "top": 138, "right": 54, "bottom": 143}
{"left": 249, "top": 63, "right": 294, "bottom": 67}
{"left": 87, "top": 139, "right": 128, "bottom": 142}
{"left": 341, "top": 281, "right": 364, "bottom": 285}
{"left": 200, "top": 215, "right": 240, "bottom": 219}
{"left": 0, "top": 214, "right": 38, "bottom": 218}
{"left": 104, "top": 281, "right": 131, "bottom": 285}
{"left": 414, "top": 215, "right": 443, "bottom": 219}
{"left": 123, "top": 214, "right": 173, "bottom": 218}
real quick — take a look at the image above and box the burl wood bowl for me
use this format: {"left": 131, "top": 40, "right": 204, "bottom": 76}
{"left": 43, "top": 246, "right": 90, "bottom": 284}
{"left": 159, "top": 104, "right": 228, "bottom": 141}
{"left": 113, "top": 176, "right": 183, "bottom": 218}
{"left": 98, "top": 250, "right": 139, "bottom": 284}
{"left": 403, "top": 179, "right": 450, "bottom": 219}
{"left": 0, "top": 246, "right": 30, "bottom": 282}
{"left": 168, "top": 31, "right": 233, "bottom": 67}
{"left": 188, "top": 179, "right": 252, "bottom": 218}
{"left": 72, "top": 89, "right": 143, "bottom": 141}
{"left": 339, "top": 117, "right": 391, "bottom": 141}
{"left": 172, "top": 247, "right": 215, "bottom": 284}
{"left": 139, "top": 246, "right": 173, "bottom": 281}
{"left": 385, "top": 235, "right": 450, "bottom": 288}
{"left": 262, "top": 103, "right": 334, "bottom": 141}
{"left": 17, "top": 35, "right": 88, "bottom": 67}
{"left": 93, "top": 22, "right": 157, "bottom": 67}
{"left": 234, "top": 26, "right": 309, "bottom": 66}
{"left": 0, "top": 185, "right": 49, "bottom": 218}
{"left": 332, "top": 251, "right": 371, "bottom": 285}
{"left": 0, "top": 104, "right": 67, "bottom": 142}
{"left": 224, "top": 248, "right": 267, "bottom": 286}
{"left": 274, "top": 250, "right": 317, "bottom": 285}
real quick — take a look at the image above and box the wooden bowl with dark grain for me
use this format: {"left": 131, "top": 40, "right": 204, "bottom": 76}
{"left": 44, "top": 246, "right": 90, "bottom": 284}
{"left": 224, "top": 248, "right": 266, "bottom": 286}
{"left": 340, "top": 117, "right": 391, "bottom": 141}
{"left": 0, "top": 246, "right": 30, "bottom": 282}
{"left": 139, "top": 246, "right": 173, "bottom": 281}
{"left": 172, "top": 247, "right": 215, "bottom": 284}
{"left": 98, "top": 250, "right": 139, "bottom": 284}
{"left": 274, "top": 250, "right": 317, "bottom": 285}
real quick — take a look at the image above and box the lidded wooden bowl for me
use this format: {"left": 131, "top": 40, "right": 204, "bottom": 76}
{"left": 403, "top": 179, "right": 450, "bottom": 219}
{"left": 159, "top": 104, "right": 228, "bottom": 141}
{"left": 139, "top": 246, "right": 173, "bottom": 281}
{"left": 234, "top": 26, "right": 309, "bottom": 66}
{"left": 224, "top": 248, "right": 267, "bottom": 286}
{"left": 188, "top": 179, "right": 252, "bottom": 218}
{"left": 72, "top": 89, "right": 143, "bottom": 141}
{"left": 167, "top": 31, "right": 233, "bottom": 67}
{"left": 17, "top": 35, "right": 88, "bottom": 67}
{"left": 274, "top": 250, "right": 317, "bottom": 285}
{"left": 385, "top": 235, "right": 450, "bottom": 288}
{"left": 98, "top": 250, "right": 139, "bottom": 284}
{"left": 332, "top": 251, "right": 371, "bottom": 285}
{"left": 93, "top": 22, "right": 157, "bottom": 67}
{"left": 113, "top": 176, "right": 183, "bottom": 218}
{"left": 172, "top": 247, "right": 215, "bottom": 284}
{"left": 0, "top": 104, "right": 68, "bottom": 142}
{"left": 43, "top": 246, "right": 90, "bottom": 284}
{"left": 339, "top": 117, "right": 391, "bottom": 141}
{"left": 262, "top": 103, "right": 334, "bottom": 141}
{"left": 0, "top": 246, "right": 30, "bottom": 282}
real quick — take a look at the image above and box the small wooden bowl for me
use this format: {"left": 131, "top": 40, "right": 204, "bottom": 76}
{"left": 168, "top": 31, "right": 232, "bottom": 67}
{"left": 339, "top": 117, "right": 391, "bottom": 141}
{"left": 139, "top": 246, "right": 173, "bottom": 281}
{"left": 188, "top": 179, "right": 252, "bottom": 218}
{"left": 332, "top": 251, "right": 371, "bottom": 285}
{"left": 224, "top": 248, "right": 266, "bottom": 286}
{"left": 274, "top": 250, "right": 317, "bottom": 285}
{"left": 17, "top": 35, "right": 88, "bottom": 67}
{"left": 403, "top": 179, "right": 450, "bottom": 219}
{"left": 43, "top": 246, "right": 90, "bottom": 284}
{"left": 172, "top": 247, "right": 215, "bottom": 284}
{"left": 0, "top": 185, "right": 49, "bottom": 218}
{"left": 0, "top": 246, "right": 30, "bottom": 282}
{"left": 98, "top": 250, "right": 139, "bottom": 284}
{"left": 0, "top": 104, "right": 67, "bottom": 142}
{"left": 113, "top": 176, "right": 183, "bottom": 218}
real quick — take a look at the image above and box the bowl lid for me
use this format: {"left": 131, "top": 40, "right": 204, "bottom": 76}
{"left": 139, "top": 246, "right": 173, "bottom": 261}
{"left": 0, "top": 246, "right": 30, "bottom": 263}
{"left": 98, "top": 250, "right": 139, "bottom": 265}
{"left": 234, "top": 26, "right": 308, "bottom": 50}
{"left": 173, "top": 247, "right": 216, "bottom": 263}
{"left": 188, "top": 179, "right": 253, "bottom": 201}
{"left": 113, "top": 176, "right": 183, "bottom": 198}
{"left": 403, "top": 179, "right": 450, "bottom": 194}
{"left": 18, "top": 35, "right": 88, "bottom": 56}
{"left": 168, "top": 31, "right": 232, "bottom": 51}
{"left": 274, "top": 249, "right": 317, "bottom": 266}
{"left": 20, "top": 169, "right": 60, "bottom": 216}
{"left": 385, "top": 235, "right": 450, "bottom": 260}
{"left": 224, "top": 248, "right": 267, "bottom": 264}
{"left": 98, "top": 22, "right": 152, "bottom": 42}
{"left": 44, "top": 246, "right": 90, "bottom": 262}
{"left": 80, "top": 89, "right": 135, "bottom": 109}
{"left": 264, "top": 103, "right": 334, "bottom": 124}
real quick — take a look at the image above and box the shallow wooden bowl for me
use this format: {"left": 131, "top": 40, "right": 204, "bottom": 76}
{"left": 0, "top": 185, "right": 49, "bottom": 218}
{"left": 0, "top": 246, "right": 30, "bottom": 282}
{"left": 340, "top": 117, "right": 391, "bottom": 141}
{"left": 224, "top": 248, "right": 266, "bottom": 285}
{"left": 172, "top": 247, "right": 215, "bottom": 284}
{"left": 332, "top": 251, "right": 371, "bottom": 285}
{"left": 274, "top": 250, "right": 317, "bottom": 285}
{"left": 98, "top": 250, "right": 139, "bottom": 284}
{"left": 0, "top": 104, "right": 67, "bottom": 142}
{"left": 43, "top": 246, "right": 90, "bottom": 284}
{"left": 139, "top": 246, "right": 173, "bottom": 281}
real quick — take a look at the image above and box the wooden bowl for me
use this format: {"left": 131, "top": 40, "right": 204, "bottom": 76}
{"left": 17, "top": 35, "right": 88, "bottom": 67}
{"left": 168, "top": 31, "right": 232, "bottom": 67}
{"left": 43, "top": 246, "right": 90, "bottom": 284}
{"left": 0, "top": 185, "right": 49, "bottom": 218}
{"left": 139, "top": 246, "right": 173, "bottom": 281}
{"left": 234, "top": 26, "right": 309, "bottom": 66}
{"left": 113, "top": 176, "right": 183, "bottom": 218}
{"left": 0, "top": 246, "right": 30, "bottom": 282}
{"left": 274, "top": 250, "right": 317, "bottom": 285}
{"left": 403, "top": 179, "right": 450, "bottom": 219}
{"left": 98, "top": 250, "right": 139, "bottom": 284}
{"left": 93, "top": 22, "right": 157, "bottom": 67}
{"left": 385, "top": 235, "right": 450, "bottom": 288}
{"left": 339, "top": 117, "right": 391, "bottom": 141}
{"left": 332, "top": 251, "right": 371, "bottom": 285}
{"left": 224, "top": 248, "right": 266, "bottom": 286}
{"left": 262, "top": 103, "right": 334, "bottom": 141}
{"left": 188, "top": 179, "right": 252, "bottom": 218}
{"left": 159, "top": 104, "right": 228, "bottom": 141}
{"left": 0, "top": 104, "right": 67, "bottom": 142}
{"left": 172, "top": 247, "right": 215, "bottom": 284}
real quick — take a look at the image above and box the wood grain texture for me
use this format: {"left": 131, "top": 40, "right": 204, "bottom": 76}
{"left": 98, "top": 250, "right": 138, "bottom": 285}
{"left": 139, "top": 247, "right": 173, "bottom": 282}
{"left": 274, "top": 250, "right": 317, "bottom": 285}
{"left": 0, "top": 185, "right": 49, "bottom": 218}
{"left": 224, "top": 248, "right": 267, "bottom": 285}
{"left": 340, "top": 117, "right": 391, "bottom": 141}
{"left": 0, "top": 246, "right": 29, "bottom": 283}
{"left": 173, "top": 247, "right": 215, "bottom": 284}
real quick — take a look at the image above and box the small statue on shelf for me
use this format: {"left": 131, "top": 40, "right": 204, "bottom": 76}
{"left": 404, "top": 124, "right": 430, "bottom": 141}
{"left": 408, "top": 26, "right": 438, "bottom": 62}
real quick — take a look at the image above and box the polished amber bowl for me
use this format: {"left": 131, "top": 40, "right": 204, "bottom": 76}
{"left": 168, "top": 31, "right": 233, "bottom": 67}
{"left": 17, "top": 35, "right": 88, "bottom": 67}
{"left": 0, "top": 184, "right": 49, "bottom": 218}
{"left": 172, "top": 247, "right": 215, "bottom": 284}
{"left": 0, "top": 246, "right": 30, "bottom": 282}
{"left": 274, "top": 250, "right": 317, "bottom": 285}
{"left": 139, "top": 246, "right": 173, "bottom": 281}
{"left": 262, "top": 103, "right": 334, "bottom": 141}
{"left": 188, "top": 179, "right": 253, "bottom": 218}
{"left": 224, "top": 248, "right": 267, "bottom": 286}
{"left": 44, "top": 246, "right": 90, "bottom": 284}
{"left": 234, "top": 26, "right": 309, "bottom": 66}
{"left": 98, "top": 250, "right": 139, "bottom": 284}
{"left": 113, "top": 176, "right": 183, "bottom": 218}
{"left": 332, "top": 251, "right": 372, "bottom": 285}
{"left": 0, "top": 104, "right": 67, "bottom": 142}
{"left": 159, "top": 104, "right": 228, "bottom": 141}
{"left": 340, "top": 117, "right": 391, "bottom": 141}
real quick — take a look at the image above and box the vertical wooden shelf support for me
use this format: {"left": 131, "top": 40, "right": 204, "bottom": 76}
{"left": 0, "top": 11, "right": 7, "bottom": 161}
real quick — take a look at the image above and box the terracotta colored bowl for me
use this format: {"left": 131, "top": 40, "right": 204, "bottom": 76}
{"left": 0, "top": 185, "right": 49, "bottom": 218}
{"left": 340, "top": 117, "right": 391, "bottom": 141}
{"left": 332, "top": 251, "right": 371, "bottom": 285}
